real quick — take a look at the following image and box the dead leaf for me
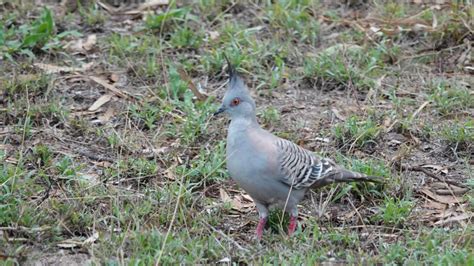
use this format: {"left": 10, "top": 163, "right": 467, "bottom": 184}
{"left": 109, "top": 73, "right": 119, "bottom": 83}
{"left": 35, "top": 62, "right": 94, "bottom": 74}
{"left": 434, "top": 213, "right": 472, "bottom": 225}
{"left": 420, "top": 188, "right": 465, "bottom": 205}
{"left": 87, "top": 76, "right": 130, "bottom": 99}
{"left": 65, "top": 34, "right": 97, "bottom": 53}
{"left": 99, "top": 0, "right": 169, "bottom": 15}
{"left": 422, "top": 199, "right": 447, "bottom": 210}
{"left": 83, "top": 34, "right": 97, "bottom": 51}
{"left": 83, "top": 231, "right": 99, "bottom": 245}
{"left": 208, "top": 31, "right": 220, "bottom": 40}
{"left": 422, "top": 164, "right": 448, "bottom": 174}
{"left": 57, "top": 239, "right": 82, "bottom": 249}
{"left": 331, "top": 108, "right": 346, "bottom": 121}
{"left": 219, "top": 188, "right": 232, "bottom": 203}
{"left": 241, "top": 193, "right": 253, "bottom": 202}
{"left": 97, "top": 107, "right": 116, "bottom": 123}
{"left": 88, "top": 94, "right": 113, "bottom": 111}
{"left": 92, "top": 161, "right": 112, "bottom": 168}
{"left": 164, "top": 165, "right": 177, "bottom": 181}
{"left": 177, "top": 68, "right": 207, "bottom": 101}
{"left": 434, "top": 207, "right": 456, "bottom": 219}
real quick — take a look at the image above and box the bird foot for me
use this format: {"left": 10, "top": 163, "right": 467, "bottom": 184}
{"left": 288, "top": 215, "right": 297, "bottom": 236}
{"left": 256, "top": 217, "right": 267, "bottom": 240}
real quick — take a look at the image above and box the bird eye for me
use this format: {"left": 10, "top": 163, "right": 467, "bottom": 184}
{"left": 231, "top": 98, "right": 241, "bottom": 106}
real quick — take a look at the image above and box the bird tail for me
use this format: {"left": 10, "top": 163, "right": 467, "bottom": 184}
{"left": 311, "top": 169, "right": 382, "bottom": 188}
{"left": 335, "top": 169, "right": 381, "bottom": 183}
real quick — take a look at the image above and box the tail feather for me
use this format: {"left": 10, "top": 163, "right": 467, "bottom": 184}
{"left": 311, "top": 169, "right": 382, "bottom": 189}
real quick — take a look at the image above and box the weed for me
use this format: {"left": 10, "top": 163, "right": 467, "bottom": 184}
{"left": 259, "top": 106, "right": 280, "bottom": 126}
{"left": 170, "top": 26, "right": 203, "bottom": 49}
{"left": 78, "top": 2, "right": 106, "bottom": 27}
{"left": 145, "top": 7, "right": 191, "bottom": 31}
{"left": 333, "top": 116, "right": 381, "bottom": 151}
{"left": 429, "top": 80, "right": 473, "bottom": 116}
{"left": 265, "top": 0, "right": 320, "bottom": 45}
{"left": 439, "top": 119, "right": 474, "bottom": 152}
{"left": 130, "top": 102, "right": 162, "bottom": 130}
{"left": 373, "top": 197, "right": 414, "bottom": 226}
{"left": 0, "top": 7, "right": 77, "bottom": 59}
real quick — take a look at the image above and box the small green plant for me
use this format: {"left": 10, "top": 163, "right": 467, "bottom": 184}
{"left": 373, "top": 197, "right": 414, "bottom": 226}
{"left": 333, "top": 116, "right": 381, "bottom": 150}
{"left": 32, "top": 144, "right": 53, "bottom": 168}
{"left": 145, "top": 7, "right": 190, "bottom": 30}
{"left": 265, "top": 0, "right": 320, "bottom": 45}
{"left": 56, "top": 156, "right": 76, "bottom": 177}
{"left": 0, "top": 7, "right": 64, "bottom": 59}
{"left": 186, "top": 141, "right": 227, "bottom": 184}
{"left": 130, "top": 102, "right": 162, "bottom": 130}
{"left": 259, "top": 106, "right": 280, "bottom": 125}
{"left": 440, "top": 119, "right": 474, "bottom": 151}
{"left": 170, "top": 26, "right": 203, "bottom": 49}
{"left": 269, "top": 55, "right": 285, "bottom": 90}
{"left": 429, "top": 80, "right": 473, "bottom": 115}
{"left": 79, "top": 2, "right": 106, "bottom": 27}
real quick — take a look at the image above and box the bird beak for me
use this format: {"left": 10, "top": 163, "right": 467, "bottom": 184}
{"left": 213, "top": 106, "right": 226, "bottom": 116}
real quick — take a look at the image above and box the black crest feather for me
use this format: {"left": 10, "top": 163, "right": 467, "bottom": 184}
{"left": 223, "top": 53, "right": 238, "bottom": 86}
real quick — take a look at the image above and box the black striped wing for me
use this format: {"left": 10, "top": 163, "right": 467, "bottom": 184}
{"left": 276, "top": 139, "right": 334, "bottom": 189}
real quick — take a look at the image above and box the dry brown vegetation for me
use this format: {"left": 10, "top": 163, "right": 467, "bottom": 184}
{"left": 1, "top": 0, "right": 473, "bottom": 264}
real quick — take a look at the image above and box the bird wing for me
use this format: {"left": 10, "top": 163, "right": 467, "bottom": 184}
{"left": 275, "top": 138, "right": 334, "bottom": 189}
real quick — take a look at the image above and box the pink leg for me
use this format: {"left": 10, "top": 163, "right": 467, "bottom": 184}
{"left": 256, "top": 217, "right": 267, "bottom": 239}
{"left": 288, "top": 215, "right": 297, "bottom": 236}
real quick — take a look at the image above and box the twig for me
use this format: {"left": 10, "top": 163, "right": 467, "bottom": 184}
{"left": 177, "top": 68, "right": 207, "bottom": 101}
{"left": 77, "top": 150, "right": 115, "bottom": 163}
{"left": 397, "top": 163, "right": 467, "bottom": 188}
{"left": 0, "top": 226, "right": 52, "bottom": 232}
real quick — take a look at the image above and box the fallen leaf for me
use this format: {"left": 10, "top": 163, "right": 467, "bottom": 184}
{"left": 422, "top": 164, "right": 448, "bottom": 174}
{"left": 208, "top": 31, "right": 220, "bottom": 40}
{"left": 35, "top": 62, "right": 94, "bottom": 74}
{"left": 422, "top": 199, "right": 447, "bottom": 210}
{"left": 57, "top": 239, "right": 82, "bottom": 249}
{"left": 92, "top": 161, "right": 112, "bottom": 168}
{"left": 219, "top": 188, "right": 232, "bottom": 203}
{"left": 420, "top": 188, "right": 465, "bottom": 205}
{"left": 97, "top": 107, "right": 116, "bottom": 123}
{"left": 177, "top": 68, "right": 207, "bottom": 101}
{"left": 331, "top": 108, "right": 346, "bottom": 121}
{"left": 87, "top": 76, "right": 130, "bottom": 99}
{"left": 88, "top": 94, "right": 113, "bottom": 111}
{"left": 65, "top": 34, "right": 97, "bottom": 53}
{"left": 241, "top": 193, "right": 253, "bottom": 202}
{"left": 83, "top": 231, "right": 99, "bottom": 245}
{"left": 142, "top": 147, "right": 169, "bottom": 156}
{"left": 109, "top": 73, "right": 119, "bottom": 83}
{"left": 82, "top": 34, "right": 97, "bottom": 51}
{"left": 434, "top": 213, "right": 472, "bottom": 225}
{"left": 218, "top": 257, "right": 231, "bottom": 263}
{"left": 99, "top": 0, "right": 169, "bottom": 15}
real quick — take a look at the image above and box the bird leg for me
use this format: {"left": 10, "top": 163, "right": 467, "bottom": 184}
{"left": 255, "top": 217, "right": 267, "bottom": 239}
{"left": 288, "top": 215, "right": 297, "bottom": 236}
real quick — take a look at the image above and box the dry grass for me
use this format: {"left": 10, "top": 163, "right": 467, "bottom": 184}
{"left": 1, "top": 0, "right": 473, "bottom": 264}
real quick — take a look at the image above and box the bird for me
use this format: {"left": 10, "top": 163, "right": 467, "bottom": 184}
{"left": 214, "top": 56, "right": 381, "bottom": 239}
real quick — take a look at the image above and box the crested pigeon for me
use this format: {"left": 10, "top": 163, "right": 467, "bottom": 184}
{"left": 214, "top": 56, "right": 381, "bottom": 239}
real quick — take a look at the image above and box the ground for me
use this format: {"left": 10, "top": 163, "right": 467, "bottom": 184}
{"left": 0, "top": 0, "right": 473, "bottom": 264}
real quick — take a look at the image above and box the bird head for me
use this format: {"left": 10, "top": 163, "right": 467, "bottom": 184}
{"left": 214, "top": 55, "right": 256, "bottom": 120}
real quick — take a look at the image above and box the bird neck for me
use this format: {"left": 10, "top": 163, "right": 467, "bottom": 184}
{"left": 229, "top": 115, "right": 259, "bottom": 133}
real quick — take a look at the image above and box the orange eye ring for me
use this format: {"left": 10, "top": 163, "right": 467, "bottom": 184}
{"left": 231, "top": 98, "right": 241, "bottom": 106}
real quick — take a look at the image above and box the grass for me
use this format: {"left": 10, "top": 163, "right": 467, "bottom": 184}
{"left": 1, "top": 0, "right": 473, "bottom": 264}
